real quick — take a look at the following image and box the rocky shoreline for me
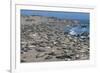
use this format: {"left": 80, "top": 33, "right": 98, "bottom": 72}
{"left": 21, "top": 15, "right": 89, "bottom": 62}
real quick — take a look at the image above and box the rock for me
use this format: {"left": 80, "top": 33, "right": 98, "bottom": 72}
{"left": 38, "top": 42, "right": 47, "bottom": 47}
{"left": 21, "top": 59, "right": 26, "bottom": 62}
{"left": 23, "top": 49, "right": 28, "bottom": 52}
{"left": 79, "top": 53, "right": 89, "bottom": 60}
{"left": 28, "top": 45, "right": 36, "bottom": 48}
{"left": 75, "top": 54, "right": 80, "bottom": 59}
{"left": 48, "top": 52, "right": 56, "bottom": 56}
{"left": 21, "top": 48, "right": 29, "bottom": 52}
{"left": 21, "top": 51, "right": 24, "bottom": 54}
{"left": 64, "top": 58, "right": 71, "bottom": 61}
{"left": 56, "top": 54, "right": 72, "bottom": 59}
{"left": 21, "top": 15, "right": 89, "bottom": 62}
{"left": 45, "top": 55, "right": 52, "bottom": 60}
{"left": 36, "top": 53, "right": 47, "bottom": 58}
{"left": 34, "top": 47, "right": 46, "bottom": 52}
{"left": 45, "top": 46, "right": 51, "bottom": 49}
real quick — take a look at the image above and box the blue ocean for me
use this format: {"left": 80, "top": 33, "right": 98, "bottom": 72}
{"left": 21, "top": 10, "right": 89, "bottom": 24}
{"left": 21, "top": 9, "right": 90, "bottom": 36}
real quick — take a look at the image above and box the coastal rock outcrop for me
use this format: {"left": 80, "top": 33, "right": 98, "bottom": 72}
{"left": 21, "top": 15, "right": 89, "bottom": 62}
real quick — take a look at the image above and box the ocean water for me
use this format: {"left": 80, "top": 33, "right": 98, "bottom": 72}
{"left": 21, "top": 9, "right": 90, "bottom": 36}
{"left": 69, "top": 24, "right": 89, "bottom": 36}
{"left": 63, "top": 23, "right": 89, "bottom": 36}
{"left": 21, "top": 9, "right": 89, "bottom": 24}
